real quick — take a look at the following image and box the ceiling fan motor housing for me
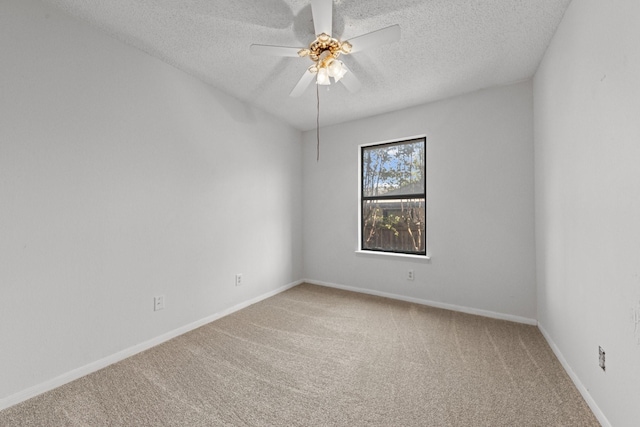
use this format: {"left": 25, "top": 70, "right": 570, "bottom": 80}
{"left": 299, "top": 33, "right": 352, "bottom": 64}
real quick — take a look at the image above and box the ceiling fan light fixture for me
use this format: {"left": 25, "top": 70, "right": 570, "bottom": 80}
{"left": 334, "top": 65, "right": 348, "bottom": 82}
{"left": 327, "top": 59, "right": 343, "bottom": 77}
{"left": 317, "top": 67, "right": 330, "bottom": 85}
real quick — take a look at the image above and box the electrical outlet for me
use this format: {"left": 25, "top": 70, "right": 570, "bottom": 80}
{"left": 407, "top": 269, "right": 414, "bottom": 281}
{"left": 598, "top": 346, "right": 605, "bottom": 371}
{"left": 235, "top": 273, "right": 243, "bottom": 287}
{"left": 154, "top": 295, "right": 165, "bottom": 311}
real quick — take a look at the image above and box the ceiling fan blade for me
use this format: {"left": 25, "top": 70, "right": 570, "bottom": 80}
{"left": 311, "top": 0, "right": 332, "bottom": 36}
{"left": 346, "top": 24, "right": 401, "bottom": 53}
{"left": 339, "top": 68, "right": 362, "bottom": 93}
{"left": 290, "top": 69, "right": 316, "bottom": 97}
{"left": 250, "top": 44, "right": 302, "bottom": 57}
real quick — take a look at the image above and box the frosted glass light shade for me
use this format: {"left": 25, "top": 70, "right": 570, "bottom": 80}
{"left": 317, "top": 67, "right": 330, "bottom": 85}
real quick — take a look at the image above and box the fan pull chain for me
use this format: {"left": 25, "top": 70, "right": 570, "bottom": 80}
{"left": 316, "top": 83, "right": 320, "bottom": 162}
{"left": 316, "top": 81, "right": 320, "bottom": 161}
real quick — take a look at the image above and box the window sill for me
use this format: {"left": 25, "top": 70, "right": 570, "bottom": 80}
{"left": 355, "top": 250, "right": 431, "bottom": 261}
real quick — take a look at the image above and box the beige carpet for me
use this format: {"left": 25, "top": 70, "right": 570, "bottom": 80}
{"left": 0, "top": 283, "right": 599, "bottom": 426}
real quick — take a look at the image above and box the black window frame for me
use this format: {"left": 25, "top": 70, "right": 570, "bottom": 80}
{"left": 360, "top": 136, "right": 427, "bottom": 256}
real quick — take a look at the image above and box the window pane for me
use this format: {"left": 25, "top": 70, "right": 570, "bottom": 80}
{"left": 362, "top": 198, "right": 426, "bottom": 254}
{"left": 362, "top": 139, "right": 425, "bottom": 198}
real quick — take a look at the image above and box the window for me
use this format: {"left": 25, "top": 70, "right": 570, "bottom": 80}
{"left": 360, "top": 137, "right": 426, "bottom": 256}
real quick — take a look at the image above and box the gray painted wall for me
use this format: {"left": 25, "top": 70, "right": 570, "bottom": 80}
{"left": 0, "top": 0, "right": 302, "bottom": 404}
{"left": 534, "top": 0, "right": 640, "bottom": 425}
{"left": 302, "top": 81, "right": 537, "bottom": 321}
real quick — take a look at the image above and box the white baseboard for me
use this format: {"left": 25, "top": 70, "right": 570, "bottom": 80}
{"left": 304, "top": 279, "right": 538, "bottom": 326}
{"left": 537, "top": 323, "right": 610, "bottom": 427}
{"left": 0, "top": 280, "right": 303, "bottom": 412}
{"left": 306, "top": 280, "right": 610, "bottom": 424}
{"left": 3, "top": 279, "right": 608, "bottom": 427}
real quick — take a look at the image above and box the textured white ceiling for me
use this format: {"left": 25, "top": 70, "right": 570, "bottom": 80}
{"left": 40, "top": 0, "right": 572, "bottom": 131}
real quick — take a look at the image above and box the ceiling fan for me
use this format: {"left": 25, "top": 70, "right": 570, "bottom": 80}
{"left": 250, "top": 0, "right": 401, "bottom": 97}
